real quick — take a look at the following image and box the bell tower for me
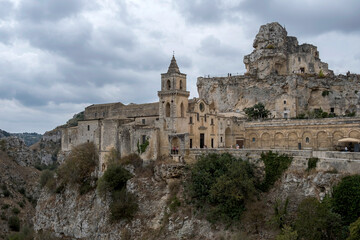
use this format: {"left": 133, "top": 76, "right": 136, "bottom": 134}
{"left": 158, "top": 55, "right": 189, "bottom": 133}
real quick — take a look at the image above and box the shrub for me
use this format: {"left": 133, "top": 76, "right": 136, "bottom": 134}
{"left": 8, "top": 216, "right": 20, "bottom": 231}
{"left": 39, "top": 170, "right": 54, "bottom": 188}
{"left": 7, "top": 226, "right": 34, "bottom": 240}
{"left": 332, "top": 175, "right": 360, "bottom": 225}
{"left": 57, "top": 142, "right": 98, "bottom": 192}
{"left": 12, "top": 208, "right": 20, "bottom": 215}
{"left": 275, "top": 225, "right": 298, "bottom": 240}
{"left": 319, "top": 70, "right": 325, "bottom": 78}
{"left": 2, "top": 204, "right": 9, "bottom": 210}
{"left": 271, "top": 198, "right": 289, "bottom": 229}
{"left": 295, "top": 113, "right": 306, "bottom": 119}
{"left": 119, "top": 154, "right": 143, "bottom": 169}
{"left": 295, "top": 197, "right": 345, "bottom": 240}
{"left": 266, "top": 44, "right": 275, "bottom": 49}
{"left": 307, "top": 157, "right": 319, "bottom": 171}
{"left": 97, "top": 162, "right": 138, "bottom": 222}
{"left": 244, "top": 102, "right": 271, "bottom": 120}
{"left": 188, "top": 153, "right": 257, "bottom": 223}
{"left": 97, "top": 164, "right": 132, "bottom": 197}
{"left": 109, "top": 189, "right": 138, "bottom": 222}
{"left": 348, "top": 217, "right": 360, "bottom": 240}
{"left": 137, "top": 140, "right": 149, "bottom": 154}
{"left": 260, "top": 151, "right": 292, "bottom": 192}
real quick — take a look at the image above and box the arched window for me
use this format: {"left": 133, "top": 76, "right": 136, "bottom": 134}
{"left": 165, "top": 102, "right": 171, "bottom": 117}
{"left": 179, "top": 80, "right": 183, "bottom": 90}
{"left": 167, "top": 80, "right": 171, "bottom": 90}
{"left": 306, "top": 137, "right": 310, "bottom": 143}
{"left": 180, "top": 102, "right": 184, "bottom": 117}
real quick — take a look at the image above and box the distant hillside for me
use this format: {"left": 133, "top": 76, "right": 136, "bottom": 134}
{"left": 11, "top": 133, "right": 42, "bottom": 146}
{"left": 0, "top": 129, "right": 10, "bottom": 138}
{"left": 0, "top": 130, "right": 42, "bottom": 146}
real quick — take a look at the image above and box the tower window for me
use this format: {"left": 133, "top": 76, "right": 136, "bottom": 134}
{"left": 221, "top": 137, "right": 223, "bottom": 143}
{"left": 190, "top": 139, "right": 193, "bottom": 149}
{"left": 69, "top": 138, "right": 71, "bottom": 143}
{"left": 204, "top": 114, "right": 207, "bottom": 122}
{"left": 199, "top": 103, "right": 205, "bottom": 112}
{"left": 165, "top": 102, "right": 171, "bottom": 117}
{"left": 167, "top": 80, "right": 171, "bottom": 90}
{"left": 189, "top": 116, "right": 193, "bottom": 124}
{"left": 284, "top": 100, "right": 286, "bottom": 104}
{"left": 180, "top": 80, "right": 183, "bottom": 90}
{"left": 211, "top": 119, "right": 214, "bottom": 125}
{"left": 142, "top": 119, "right": 145, "bottom": 124}
{"left": 306, "top": 137, "right": 310, "bottom": 143}
{"left": 87, "top": 125, "right": 90, "bottom": 131}
{"left": 197, "top": 113, "right": 199, "bottom": 121}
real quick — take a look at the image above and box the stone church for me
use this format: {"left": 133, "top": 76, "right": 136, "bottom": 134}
{"left": 61, "top": 22, "right": 360, "bottom": 166}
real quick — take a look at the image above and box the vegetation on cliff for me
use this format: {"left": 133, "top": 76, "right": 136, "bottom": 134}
{"left": 243, "top": 102, "right": 271, "bottom": 120}
{"left": 187, "top": 152, "right": 292, "bottom": 224}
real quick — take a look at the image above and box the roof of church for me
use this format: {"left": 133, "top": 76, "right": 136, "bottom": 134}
{"left": 167, "top": 55, "right": 180, "bottom": 74}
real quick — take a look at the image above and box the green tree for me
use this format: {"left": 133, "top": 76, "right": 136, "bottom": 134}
{"left": 244, "top": 102, "right": 271, "bottom": 120}
{"left": 295, "top": 197, "right": 344, "bottom": 240}
{"left": 332, "top": 175, "right": 360, "bottom": 225}
{"left": 188, "top": 153, "right": 258, "bottom": 223}
{"left": 260, "top": 151, "right": 292, "bottom": 191}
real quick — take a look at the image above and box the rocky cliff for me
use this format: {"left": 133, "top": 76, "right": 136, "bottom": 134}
{"left": 197, "top": 73, "right": 360, "bottom": 118}
{"left": 34, "top": 157, "right": 347, "bottom": 240}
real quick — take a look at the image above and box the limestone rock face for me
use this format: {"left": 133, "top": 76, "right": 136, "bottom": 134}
{"left": 34, "top": 162, "right": 216, "bottom": 240}
{"left": 0, "top": 137, "right": 39, "bottom": 166}
{"left": 244, "top": 22, "right": 331, "bottom": 79}
{"left": 197, "top": 73, "right": 360, "bottom": 118}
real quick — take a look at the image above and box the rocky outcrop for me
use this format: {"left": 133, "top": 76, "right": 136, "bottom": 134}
{"left": 0, "top": 149, "right": 40, "bottom": 238}
{"left": 197, "top": 73, "right": 360, "bottom": 118}
{"left": 34, "top": 158, "right": 350, "bottom": 240}
{"left": 0, "top": 137, "right": 39, "bottom": 166}
{"left": 34, "top": 162, "right": 220, "bottom": 240}
{"left": 244, "top": 22, "right": 331, "bottom": 79}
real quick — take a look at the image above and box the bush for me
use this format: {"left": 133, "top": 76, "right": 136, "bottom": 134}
{"left": 332, "top": 175, "right": 360, "bottom": 225}
{"left": 244, "top": 102, "right": 271, "bottom": 120}
{"left": 7, "top": 226, "right": 34, "bottom": 240}
{"left": 57, "top": 142, "right": 98, "bottom": 192}
{"left": 109, "top": 189, "right": 138, "bottom": 222}
{"left": 295, "top": 197, "right": 345, "bottom": 240}
{"left": 12, "top": 208, "right": 20, "bottom": 215}
{"left": 348, "top": 217, "right": 360, "bottom": 240}
{"left": 271, "top": 198, "right": 289, "bottom": 229}
{"left": 97, "top": 162, "right": 138, "bottom": 222}
{"left": 8, "top": 216, "right": 20, "bottom": 231}
{"left": 188, "top": 153, "right": 257, "bottom": 223}
{"left": 307, "top": 157, "right": 319, "bottom": 171}
{"left": 39, "top": 170, "right": 54, "bottom": 188}
{"left": 260, "top": 151, "right": 292, "bottom": 192}
{"left": 275, "top": 225, "right": 298, "bottom": 240}
{"left": 319, "top": 70, "right": 325, "bottom": 78}
{"left": 137, "top": 140, "right": 149, "bottom": 154}
{"left": 97, "top": 164, "right": 132, "bottom": 197}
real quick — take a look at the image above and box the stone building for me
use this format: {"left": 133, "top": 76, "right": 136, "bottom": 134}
{"left": 61, "top": 22, "right": 360, "bottom": 166}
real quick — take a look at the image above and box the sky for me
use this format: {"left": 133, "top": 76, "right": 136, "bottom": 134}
{"left": 0, "top": 0, "right": 360, "bottom": 134}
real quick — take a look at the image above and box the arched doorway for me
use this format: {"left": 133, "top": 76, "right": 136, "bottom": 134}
{"left": 165, "top": 102, "right": 171, "bottom": 117}
{"left": 225, "top": 127, "right": 232, "bottom": 147}
{"left": 171, "top": 137, "right": 180, "bottom": 155}
{"left": 261, "top": 132, "right": 271, "bottom": 148}
{"left": 274, "top": 133, "right": 285, "bottom": 149}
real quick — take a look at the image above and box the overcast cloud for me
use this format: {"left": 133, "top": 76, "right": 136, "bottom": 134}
{"left": 0, "top": 0, "right": 360, "bottom": 133}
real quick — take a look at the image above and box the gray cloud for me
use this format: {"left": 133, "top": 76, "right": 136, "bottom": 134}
{"left": 17, "top": 0, "right": 88, "bottom": 22}
{"left": 0, "top": 0, "right": 359, "bottom": 133}
{"left": 239, "top": 0, "right": 360, "bottom": 35}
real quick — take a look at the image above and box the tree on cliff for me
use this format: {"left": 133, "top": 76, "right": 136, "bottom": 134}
{"left": 244, "top": 103, "right": 271, "bottom": 120}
